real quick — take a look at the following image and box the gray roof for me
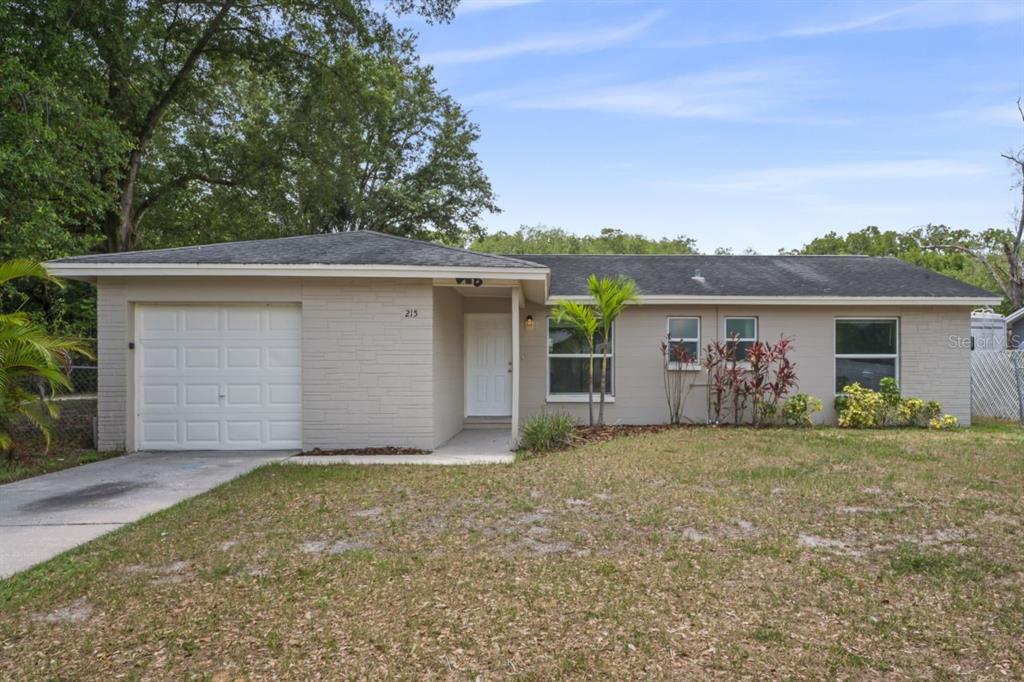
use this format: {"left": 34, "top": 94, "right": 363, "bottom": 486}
{"left": 51, "top": 230, "right": 545, "bottom": 269}
{"left": 517, "top": 254, "right": 999, "bottom": 299}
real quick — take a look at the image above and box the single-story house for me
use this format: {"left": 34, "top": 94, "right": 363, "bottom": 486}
{"left": 1007, "top": 307, "right": 1024, "bottom": 350}
{"left": 46, "top": 231, "right": 1001, "bottom": 452}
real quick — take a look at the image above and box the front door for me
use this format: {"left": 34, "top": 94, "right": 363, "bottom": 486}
{"left": 465, "top": 313, "right": 513, "bottom": 416}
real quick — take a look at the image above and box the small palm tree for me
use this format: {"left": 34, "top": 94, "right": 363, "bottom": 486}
{"left": 551, "top": 300, "right": 599, "bottom": 426}
{"left": 588, "top": 274, "right": 639, "bottom": 425}
{"left": 0, "top": 260, "right": 93, "bottom": 457}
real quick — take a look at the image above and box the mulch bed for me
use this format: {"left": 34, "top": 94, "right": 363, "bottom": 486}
{"left": 300, "top": 447, "right": 429, "bottom": 456}
{"left": 571, "top": 424, "right": 683, "bottom": 446}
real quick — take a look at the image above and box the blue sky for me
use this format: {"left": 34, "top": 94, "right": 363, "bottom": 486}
{"left": 402, "top": 0, "right": 1024, "bottom": 252}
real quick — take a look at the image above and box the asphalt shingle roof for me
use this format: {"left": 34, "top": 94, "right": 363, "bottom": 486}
{"left": 52, "top": 230, "right": 545, "bottom": 269}
{"left": 517, "top": 254, "right": 998, "bottom": 299}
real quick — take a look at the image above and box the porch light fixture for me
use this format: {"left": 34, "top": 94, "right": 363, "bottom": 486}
{"left": 525, "top": 315, "right": 534, "bottom": 329}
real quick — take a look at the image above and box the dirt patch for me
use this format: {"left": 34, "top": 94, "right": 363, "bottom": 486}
{"left": 300, "top": 539, "right": 372, "bottom": 555}
{"left": 798, "top": 534, "right": 860, "bottom": 556}
{"left": 301, "top": 447, "right": 428, "bottom": 456}
{"left": 124, "top": 560, "right": 190, "bottom": 575}
{"left": 572, "top": 424, "right": 682, "bottom": 447}
{"left": 33, "top": 598, "right": 93, "bottom": 624}
{"left": 351, "top": 506, "right": 386, "bottom": 518}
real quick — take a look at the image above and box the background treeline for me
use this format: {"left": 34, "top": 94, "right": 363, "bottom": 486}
{"left": 1, "top": 2, "right": 1021, "bottom": 337}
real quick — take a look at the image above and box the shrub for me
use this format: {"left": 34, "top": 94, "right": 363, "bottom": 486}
{"left": 837, "top": 380, "right": 950, "bottom": 429}
{"left": 837, "top": 382, "right": 884, "bottom": 428}
{"left": 928, "top": 414, "right": 959, "bottom": 430}
{"left": 781, "top": 393, "right": 823, "bottom": 427}
{"left": 517, "top": 411, "right": 575, "bottom": 455}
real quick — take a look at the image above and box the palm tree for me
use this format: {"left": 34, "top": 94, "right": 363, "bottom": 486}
{"left": 588, "top": 274, "right": 639, "bottom": 425}
{"left": 552, "top": 300, "right": 599, "bottom": 426}
{"left": 0, "top": 260, "right": 92, "bottom": 457}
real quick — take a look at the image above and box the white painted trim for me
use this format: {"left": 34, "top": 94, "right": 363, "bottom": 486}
{"left": 45, "top": 261, "right": 550, "bottom": 282}
{"left": 546, "top": 315, "right": 615, "bottom": 401}
{"left": 511, "top": 288, "right": 521, "bottom": 439}
{"left": 550, "top": 295, "right": 1001, "bottom": 306}
{"left": 464, "top": 313, "right": 513, "bottom": 418}
{"left": 1006, "top": 307, "right": 1024, "bottom": 324}
{"left": 547, "top": 394, "right": 615, "bottom": 403}
{"left": 833, "top": 317, "right": 900, "bottom": 395}
{"left": 666, "top": 315, "right": 702, "bottom": 368}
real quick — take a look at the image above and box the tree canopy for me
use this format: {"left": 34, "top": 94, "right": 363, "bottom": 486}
{"left": 471, "top": 226, "right": 698, "bottom": 255}
{"left": 0, "top": 0, "right": 490, "bottom": 261}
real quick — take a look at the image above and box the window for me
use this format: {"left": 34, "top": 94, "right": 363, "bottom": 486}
{"left": 725, "top": 317, "right": 757, "bottom": 361}
{"left": 835, "top": 319, "right": 898, "bottom": 392}
{"left": 667, "top": 317, "right": 700, "bottom": 367}
{"left": 547, "top": 318, "right": 612, "bottom": 397}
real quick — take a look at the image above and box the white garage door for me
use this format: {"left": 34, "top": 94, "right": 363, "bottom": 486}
{"left": 136, "top": 304, "right": 302, "bottom": 450}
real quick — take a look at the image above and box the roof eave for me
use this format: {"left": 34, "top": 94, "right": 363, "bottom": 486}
{"left": 548, "top": 294, "right": 1003, "bottom": 307}
{"left": 44, "top": 261, "right": 550, "bottom": 283}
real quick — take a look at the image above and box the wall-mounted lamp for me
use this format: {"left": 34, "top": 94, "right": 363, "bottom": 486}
{"left": 525, "top": 314, "right": 534, "bottom": 330}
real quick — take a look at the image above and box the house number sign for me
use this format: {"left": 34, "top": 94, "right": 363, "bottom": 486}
{"left": 404, "top": 309, "right": 418, "bottom": 318}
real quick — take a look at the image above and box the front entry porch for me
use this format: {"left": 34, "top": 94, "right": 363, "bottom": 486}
{"left": 289, "top": 428, "right": 514, "bottom": 465}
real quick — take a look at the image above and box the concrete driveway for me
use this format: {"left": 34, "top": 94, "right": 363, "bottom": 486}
{"left": 0, "top": 450, "right": 293, "bottom": 578}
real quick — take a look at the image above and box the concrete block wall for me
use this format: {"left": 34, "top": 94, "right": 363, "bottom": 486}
{"left": 519, "top": 304, "right": 974, "bottom": 426}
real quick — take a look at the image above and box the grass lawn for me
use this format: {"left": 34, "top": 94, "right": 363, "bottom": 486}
{"left": 0, "top": 448, "right": 122, "bottom": 485}
{"left": 2, "top": 425, "right": 1023, "bottom": 679}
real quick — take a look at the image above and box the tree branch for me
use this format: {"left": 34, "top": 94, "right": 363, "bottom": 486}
{"left": 135, "top": 0, "right": 237, "bottom": 148}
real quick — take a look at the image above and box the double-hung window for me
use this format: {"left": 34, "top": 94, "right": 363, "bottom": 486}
{"left": 835, "top": 318, "right": 899, "bottom": 392}
{"left": 667, "top": 317, "right": 700, "bottom": 368}
{"left": 725, "top": 317, "right": 757, "bottom": 362}
{"left": 547, "top": 318, "right": 612, "bottom": 398}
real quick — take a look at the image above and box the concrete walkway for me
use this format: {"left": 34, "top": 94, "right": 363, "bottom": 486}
{"left": 0, "top": 450, "right": 293, "bottom": 578}
{"left": 288, "top": 428, "right": 515, "bottom": 466}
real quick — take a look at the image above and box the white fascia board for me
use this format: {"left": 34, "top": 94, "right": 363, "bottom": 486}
{"left": 547, "top": 294, "right": 1004, "bottom": 307}
{"left": 44, "top": 261, "right": 551, "bottom": 283}
{"left": 1006, "top": 307, "right": 1024, "bottom": 324}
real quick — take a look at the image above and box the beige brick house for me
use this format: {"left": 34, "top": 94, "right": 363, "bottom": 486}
{"left": 47, "top": 231, "right": 1000, "bottom": 452}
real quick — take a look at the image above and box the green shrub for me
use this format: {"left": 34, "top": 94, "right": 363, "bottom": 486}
{"left": 928, "top": 414, "right": 959, "bottom": 430}
{"left": 837, "top": 382, "right": 884, "bottom": 428}
{"left": 517, "top": 411, "right": 575, "bottom": 455}
{"left": 838, "top": 381, "right": 949, "bottom": 429}
{"left": 781, "top": 393, "right": 823, "bottom": 427}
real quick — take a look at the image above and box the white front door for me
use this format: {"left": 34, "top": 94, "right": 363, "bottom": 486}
{"left": 135, "top": 304, "right": 302, "bottom": 450}
{"left": 465, "top": 313, "right": 513, "bottom": 416}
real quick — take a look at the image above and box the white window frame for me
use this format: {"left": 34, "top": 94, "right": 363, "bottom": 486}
{"left": 546, "top": 316, "right": 614, "bottom": 403}
{"left": 833, "top": 317, "right": 900, "bottom": 395}
{"left": 723, "top": 316, "right": 758, "bottom": 363}
{"left": 666, "top": 316, "right": 701, "bottom": 370}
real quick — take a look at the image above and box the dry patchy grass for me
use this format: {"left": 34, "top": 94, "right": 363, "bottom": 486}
{"left": 1, "top": 425, "right": 1023, "bottom": 679}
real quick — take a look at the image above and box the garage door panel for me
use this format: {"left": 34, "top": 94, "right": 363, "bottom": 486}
{"left": 142, "top": 384, "right": 178, "bottom": 407}
{"left": 268, "top": 384, "right": 301, "bottom": 406}
{"left": 226, "top": 384, "right": 261, "bottom": 405}
{"left": 183, "top": 347, "right": 220, "bottom": 369}
{"left": 137, "top": 304, "right": 301, "bottom": 451}
{"left": 225, "top": 347, "right": 261, "bottom": 369}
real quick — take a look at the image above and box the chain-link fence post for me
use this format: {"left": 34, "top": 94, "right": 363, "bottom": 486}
{"left": 1014, "top": 351, "right": 1024, "bottom": 426}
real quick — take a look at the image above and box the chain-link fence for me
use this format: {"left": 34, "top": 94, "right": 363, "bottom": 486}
{"left": 971, "top": 350, "right": 1024, "bottom": 424}
{"left": 10, "top": 364, "right": 98, "bottom": 452}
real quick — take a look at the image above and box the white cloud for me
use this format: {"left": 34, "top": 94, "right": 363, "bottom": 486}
{"left": 664, "top": 0, "right": 1022, "bottom": 48}
{"left": 423, "top": 11, "right": 663, "bottom": 65}
{"left": 457, "top": 0, "right": 539, "bottom": 13}
{"left": 467, "top": 62, "right": 831, "bottom": 122}
{"left": 665, "top": 160, "right": 989, "bottom": 192}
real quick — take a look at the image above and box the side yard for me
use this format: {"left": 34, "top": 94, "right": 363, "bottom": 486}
{"left": 1, "top": 426, "right": 1022, "bottom": 678}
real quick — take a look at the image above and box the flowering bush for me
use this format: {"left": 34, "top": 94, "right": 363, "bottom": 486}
{"left": 781, "top": 393, "right": 823, "bottom": 427}
{"left": 928, "top": 414, "right": 959, "bottom": 430}
{"left": 836, "top": 382, "right": 884, "bottom": 428}
{"left": 838, "top": 381, "right": 950, "bottom": 429}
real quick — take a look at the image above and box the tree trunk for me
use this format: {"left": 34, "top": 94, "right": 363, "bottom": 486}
{"left": 598, "top": 347, "right": 608, "bottom": 425}
{"left": 104, "top": 149, "right": 143, "bottom": 252}
{"left": 587, "top": 350, "right": 594, "bottom": 427}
